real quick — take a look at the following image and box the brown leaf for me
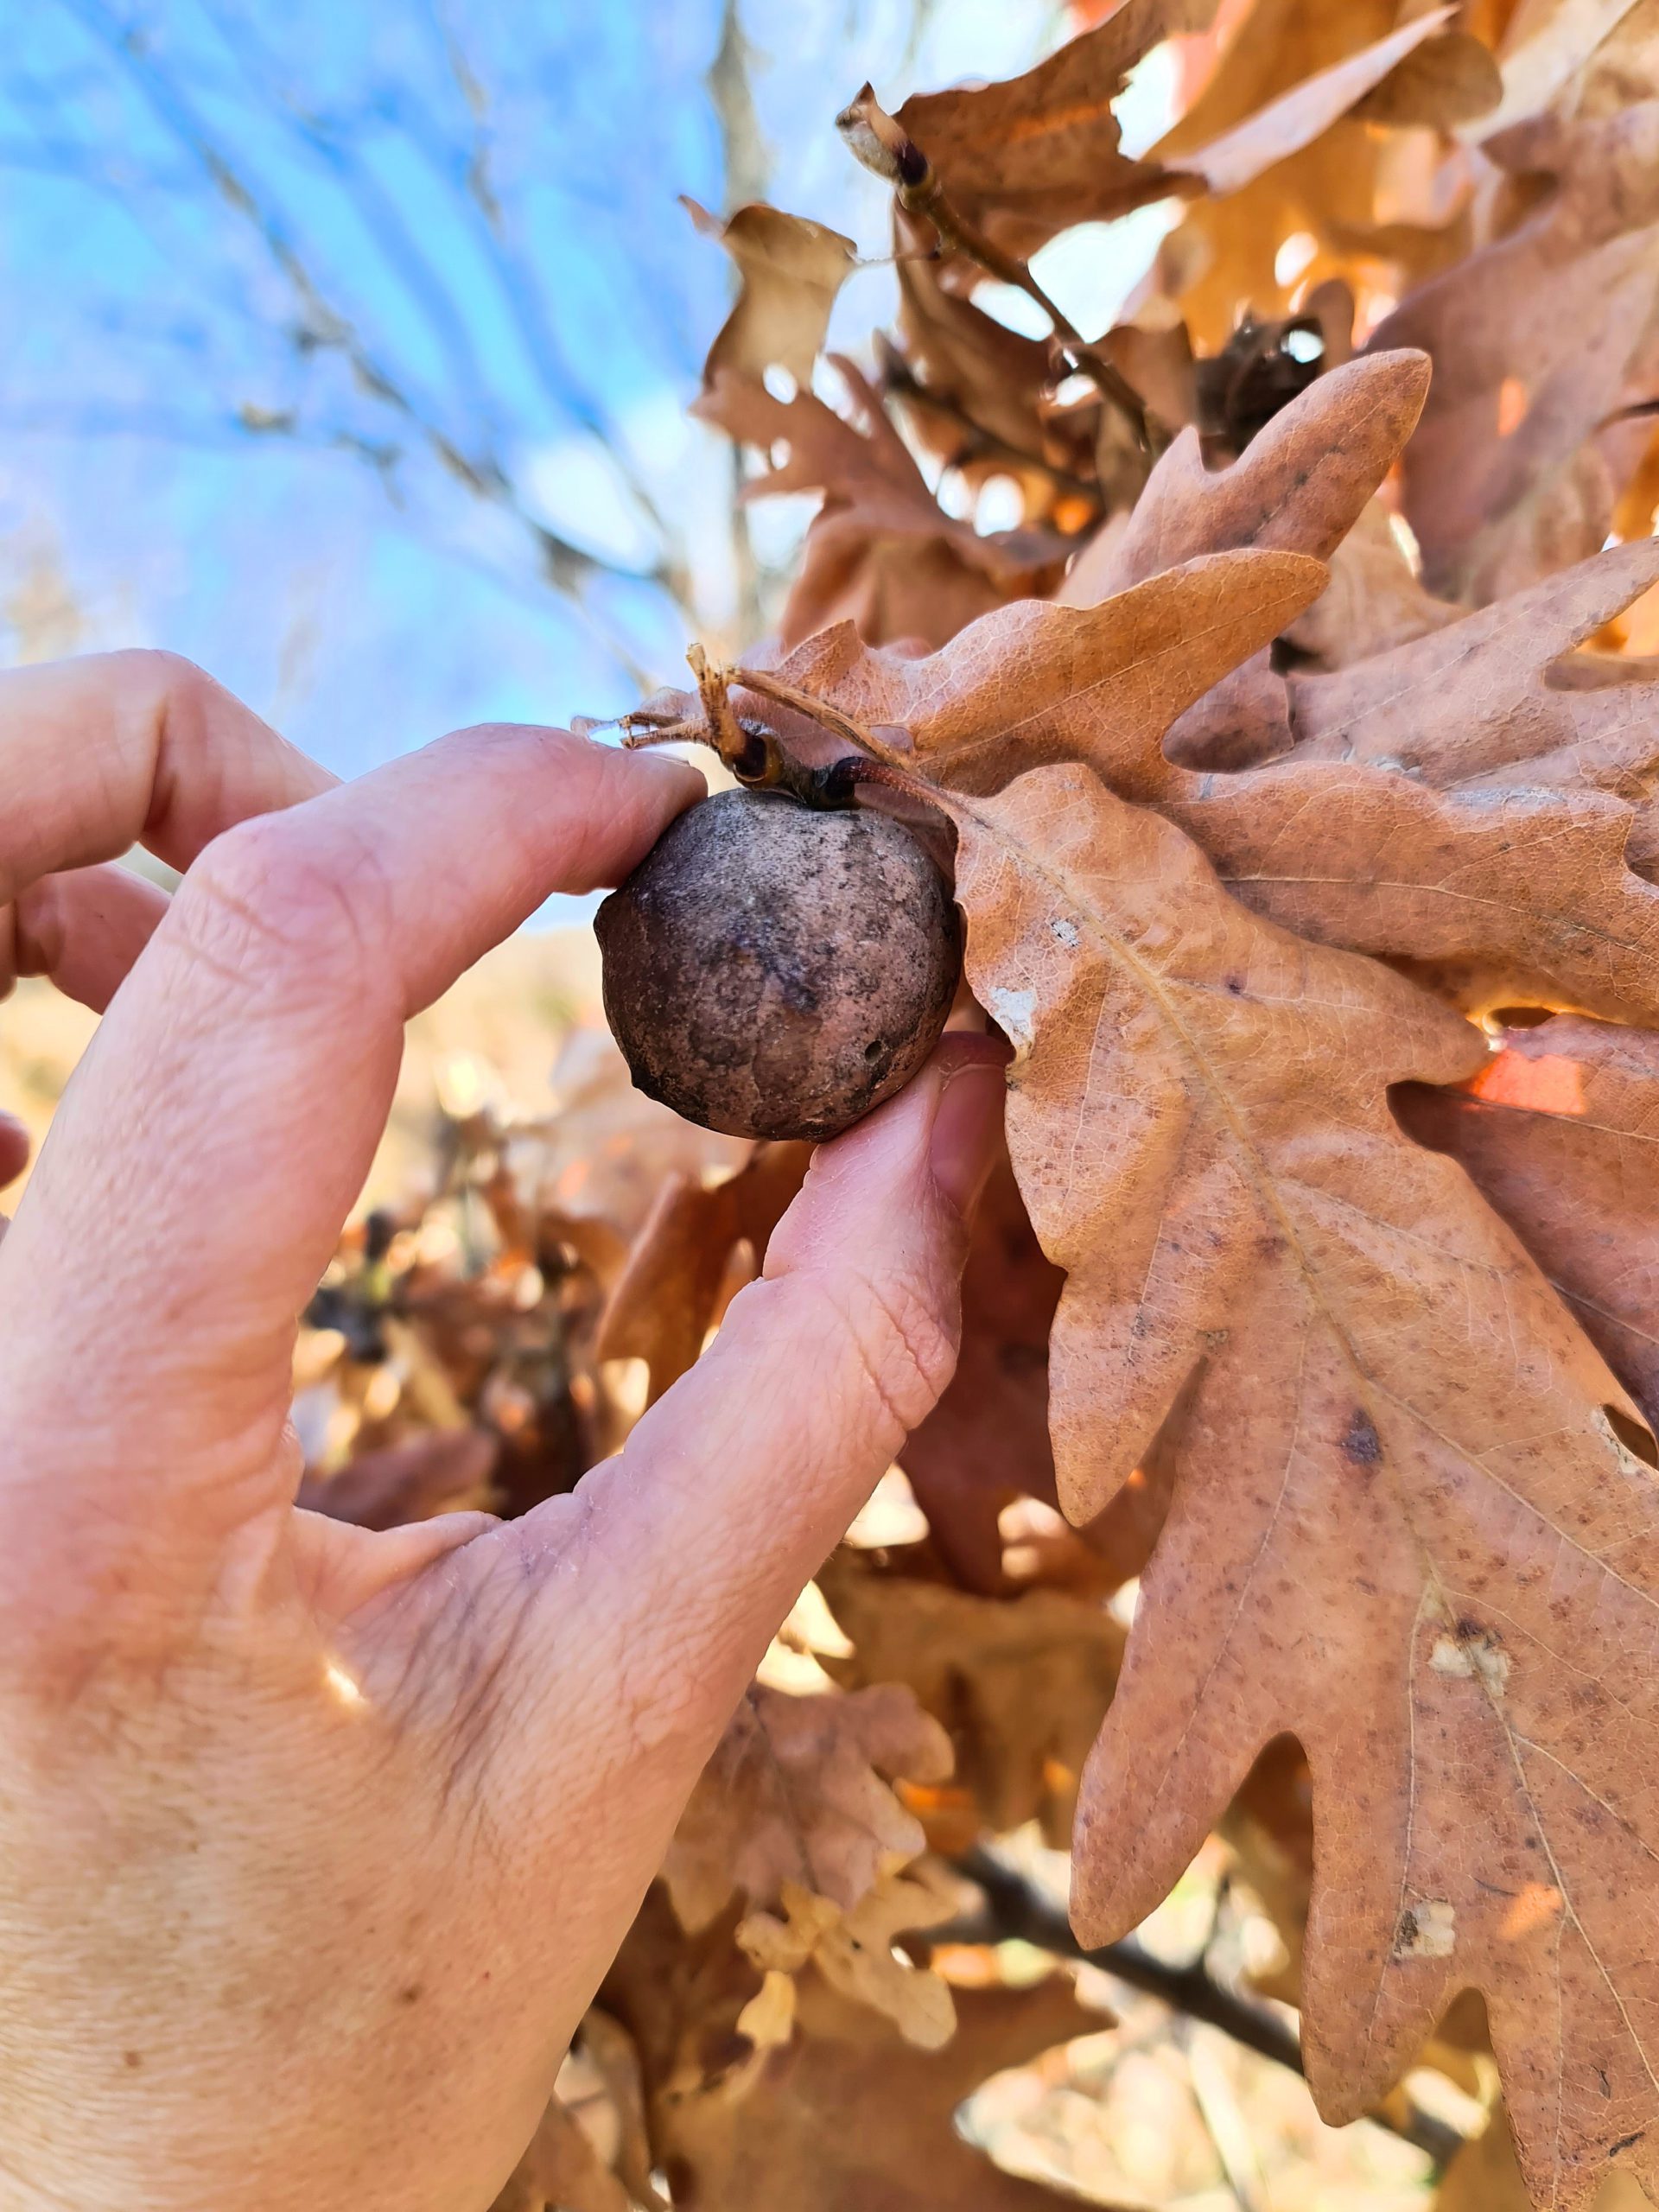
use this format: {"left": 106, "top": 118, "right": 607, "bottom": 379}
{"left": 694, "top": 359, "right": 1069, "bottom": 650}
{"left": 948, "top": 760, "right": 1659, "bottom": 2209}
{"left": 1475, "top": 0, "right": 1650, "bottom": 140}
{"left": 889, "top": 3, "right": 1220, "bottom": 264}
{"left": 1172, "top": 759, "right": 1659, "bottom": 1024}
{"left": 489, "top": 2097, "right": 630, "bottom": 2212}
{"left": 897, "top": 1136, "right": 1065, "bottom": 1591}
{"left": 1067, "top": 349, "right": 1430, "bottom": 601}
{"left": 768, "top": 545, "right": 1325, "bottom": 799}
{"left": 607, "top": 1888, "right": 1106, "bottom": 2212}
{"left": 888, "top": 214, "right": 1088, "bottom": 524}
{"left": 1060, "top": 350, "right": 1427, "bottom": 770}
{"left": 1373, "top": 102, "right": 1659, "bottom": 597}
{"left": 1435, "top": 2097, "right": 1653, "bottom": 2209}
{"left": 819, "top": 1548, "right": 1125, "bottom": 1846}
{"left": 683, "top": 199, "right": 855, "bottom": 390}
{"left": 1179, "top": 10, "right": 1458, "bottom": 198}
{"left": 1354, "top": 29, "right": 1503, "bottom": 127}
{"left": 295, "top": 1425, "right": 499, "bottom": 1529}
{"left": 1148, "top": 0, "right": 1445, "bottom": 349}
{"left": 664, "top": 1682, "right": 952, "bottom": 1934}
{"left": 1287, "top": 536, "right": 1659, "bottom": 799}
{"left": 737, "top": 1866, "right": 960, "bottom": 2049}
{"left": 596, "top": 1141, "right": 810, "bottom": 1404}
{"left": 1397, "top": 1015, "right": 1659, "bottom": 1427}
{"left": 1280, "top": 498, "right": 1461, "bottom": 669}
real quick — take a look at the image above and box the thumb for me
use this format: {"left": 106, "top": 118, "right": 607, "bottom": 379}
{"left": 507, "top": 1033, "right": 1007, "bottom": 1737}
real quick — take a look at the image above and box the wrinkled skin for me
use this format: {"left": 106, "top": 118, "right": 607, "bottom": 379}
{"left": 0, "top": 653, "right": 1004, "bottom": 2212}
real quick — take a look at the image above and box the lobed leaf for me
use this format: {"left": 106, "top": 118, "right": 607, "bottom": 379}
{"left": 683, "top": 199, "right": 856, "bottom": 391}
{"left": 1398, "top": 1015, "right": 1659, "bottom": 1429}
{"left": 948, "top": 760, "right": 1659, "bottom": 2209}
{"left": 663, "top": 1682, "right": 951, "bottom": 1934}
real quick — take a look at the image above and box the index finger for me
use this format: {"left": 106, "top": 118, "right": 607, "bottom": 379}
{"left": 2, "top": 652, "right": 336, "bottom": 1012}
{"left": 0, "top": 650, "right": 333, "bottom": 898}
{"left": 0, "top": 724, "right": 700, "bottom": 1584}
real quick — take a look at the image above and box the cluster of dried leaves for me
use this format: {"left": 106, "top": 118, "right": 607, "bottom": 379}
{"left": 298, "top": 3, "right": 1659, "bottom": 2205}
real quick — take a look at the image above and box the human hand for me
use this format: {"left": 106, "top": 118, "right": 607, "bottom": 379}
{"left": 0, "top": 654, "right": 1006, "bottom": 2211}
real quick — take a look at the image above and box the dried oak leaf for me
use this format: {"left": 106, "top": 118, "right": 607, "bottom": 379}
{"left": 596, "top": 1141, "right": 810, "bottom": 1405}
{"left": 1474, "top": 0, "right": 1650, "bottom": 143}
{"left": 947, "top": 760, "right": 1659, "bottom": 2210}
{"left": 737, "top": 1864, "right": 962, "bottom": 2049}
{"left": 1373, "top": 102, "right": 1659, "bottom": 599}
{"left": 677, "top": 1967, "right": 1104, "bottom": 2209}
{"left": 695, "top": 359, "right": 1069, "bottom": 651}
{"left": 766, "top": 543, "right": 1326, "bottom": 799}
{"left": 1287, "top": 535, "right": 1659, "bottom": 801}
{"left": 887, "top": 0, "right": 1221, "bottom": 264}
{"left": 295, "top": 1425, "right": 499, "bottom": 1530}
{"left": 1059, "top": 349, "right": 1429, "bottom": 771}
{"left": 663, "top": 1681, "right": 952, "bottom": 1935}
{"left": 1177, "top": 10, "right": 1464, "bottom": 198}
{"left": 1396, "top": 1015, "right": 1659, "bottom": 1430}
{"left": 1167, "top": 537, "right": 1659, "bottom": 1024}
{"left": 1148, "top": 0, "right": 1454, "bottom": 349}
{"left": 1434, "top": 2097, "right": 1652, "bottom": 2212}
{"left": 1280, "top": 498, "right": 1460, "bottom": 671}
{"left": 683, "top": 198, "right": 855, "bottom": 390}
{"left": 606, "top": 1888, "right": 1103, "bottom": 2212}
{"left": 897, "top": 1135, "right": 1066, "bottom": 1591}
{"left": 818, "top": 1547, "right": 1125, "bottom": 1847}
{"left": 1067, "top": 349, "right": 1431, "bottom": 603}
{"left": 887, "top": 210, "right": 1084, "bottom": 520}
{"left": 1171, "top": 758, "right": 1659, "bottom": 1025}
{"left": 488, "top": 2096, "right": 629, "bottom": 2212}
{"left": 1352, "top": 28, "right": 1503, "bottom": 128}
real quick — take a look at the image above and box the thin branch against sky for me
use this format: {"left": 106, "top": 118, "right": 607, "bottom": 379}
{"left": 0, "top": 0, "right": 1052, "bottom": 772}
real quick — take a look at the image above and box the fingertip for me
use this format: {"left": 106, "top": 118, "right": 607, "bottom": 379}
{"left": 803, "top": 1029, "right": 1009, "bottom": 1209}
{"left": 926, "top": 1046, "right": 1009, "bottom": 1223}
{"left": 608, "top": 740, "right": 708, "bottom": 807}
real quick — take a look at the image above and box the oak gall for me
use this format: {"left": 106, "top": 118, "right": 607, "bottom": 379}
{"left": 597, "top": 788, "right": 962, "bottom": 1141}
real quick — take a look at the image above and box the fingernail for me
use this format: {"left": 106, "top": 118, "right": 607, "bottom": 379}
{"left": 928, "top": 1044, "right": 1007, "bottom": 1222}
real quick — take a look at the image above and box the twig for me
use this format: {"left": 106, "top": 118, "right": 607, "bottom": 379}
{"left": 836, "top": 86, "right": 1160, "bottom": 457}
{"left": 48, "top": 0, "right": 681, "bottom": 636}
{"left": 953, "top": 1847, "right": 1465, "bottom": 2173}
{"left": 877, "top": 344, "right": 1103, "bottom": 512}
{"left": 727, "top": 664, "right": 916, "bottom": 772}
{"left": 709, "top": 0, "right": 768, "bottom": 646}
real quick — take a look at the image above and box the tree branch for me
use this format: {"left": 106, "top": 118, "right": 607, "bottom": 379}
{"left": 48, "top": 0, "right": 676, "bottom": 620}
{"left": 953, "top": 1847, "right": 1465, "bottom": 2174}
{"left": 708, "top": 0, "right": 768, "bottom": 648}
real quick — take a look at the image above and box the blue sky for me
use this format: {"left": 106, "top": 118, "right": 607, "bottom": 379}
{"left": 0, "top": 0, "right": 1070, "bottom": 781}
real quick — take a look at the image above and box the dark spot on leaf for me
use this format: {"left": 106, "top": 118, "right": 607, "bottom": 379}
{"left": 1611, "top": 2130, "right": 1643, "bottom": 2154}
{"left": 124, "top": 2050, "right": 143, "bottom": 2070}
{"left": 399, "top": 1984, "right": 423, "bottom": 2005}
{"left": 1342, "top": 1408, "right": 1382, "bottom": 1465}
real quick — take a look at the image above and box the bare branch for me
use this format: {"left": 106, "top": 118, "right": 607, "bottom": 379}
{"left": 708, "top": 0, "right": 768, "bottom": 647}
{"left": 952, "top": 1847, "right": 1465, "bottom": 2175}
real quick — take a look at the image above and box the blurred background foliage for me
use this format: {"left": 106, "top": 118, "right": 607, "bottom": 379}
{"left": 0, "top": 0, "right": 1136, "bottom": 771}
